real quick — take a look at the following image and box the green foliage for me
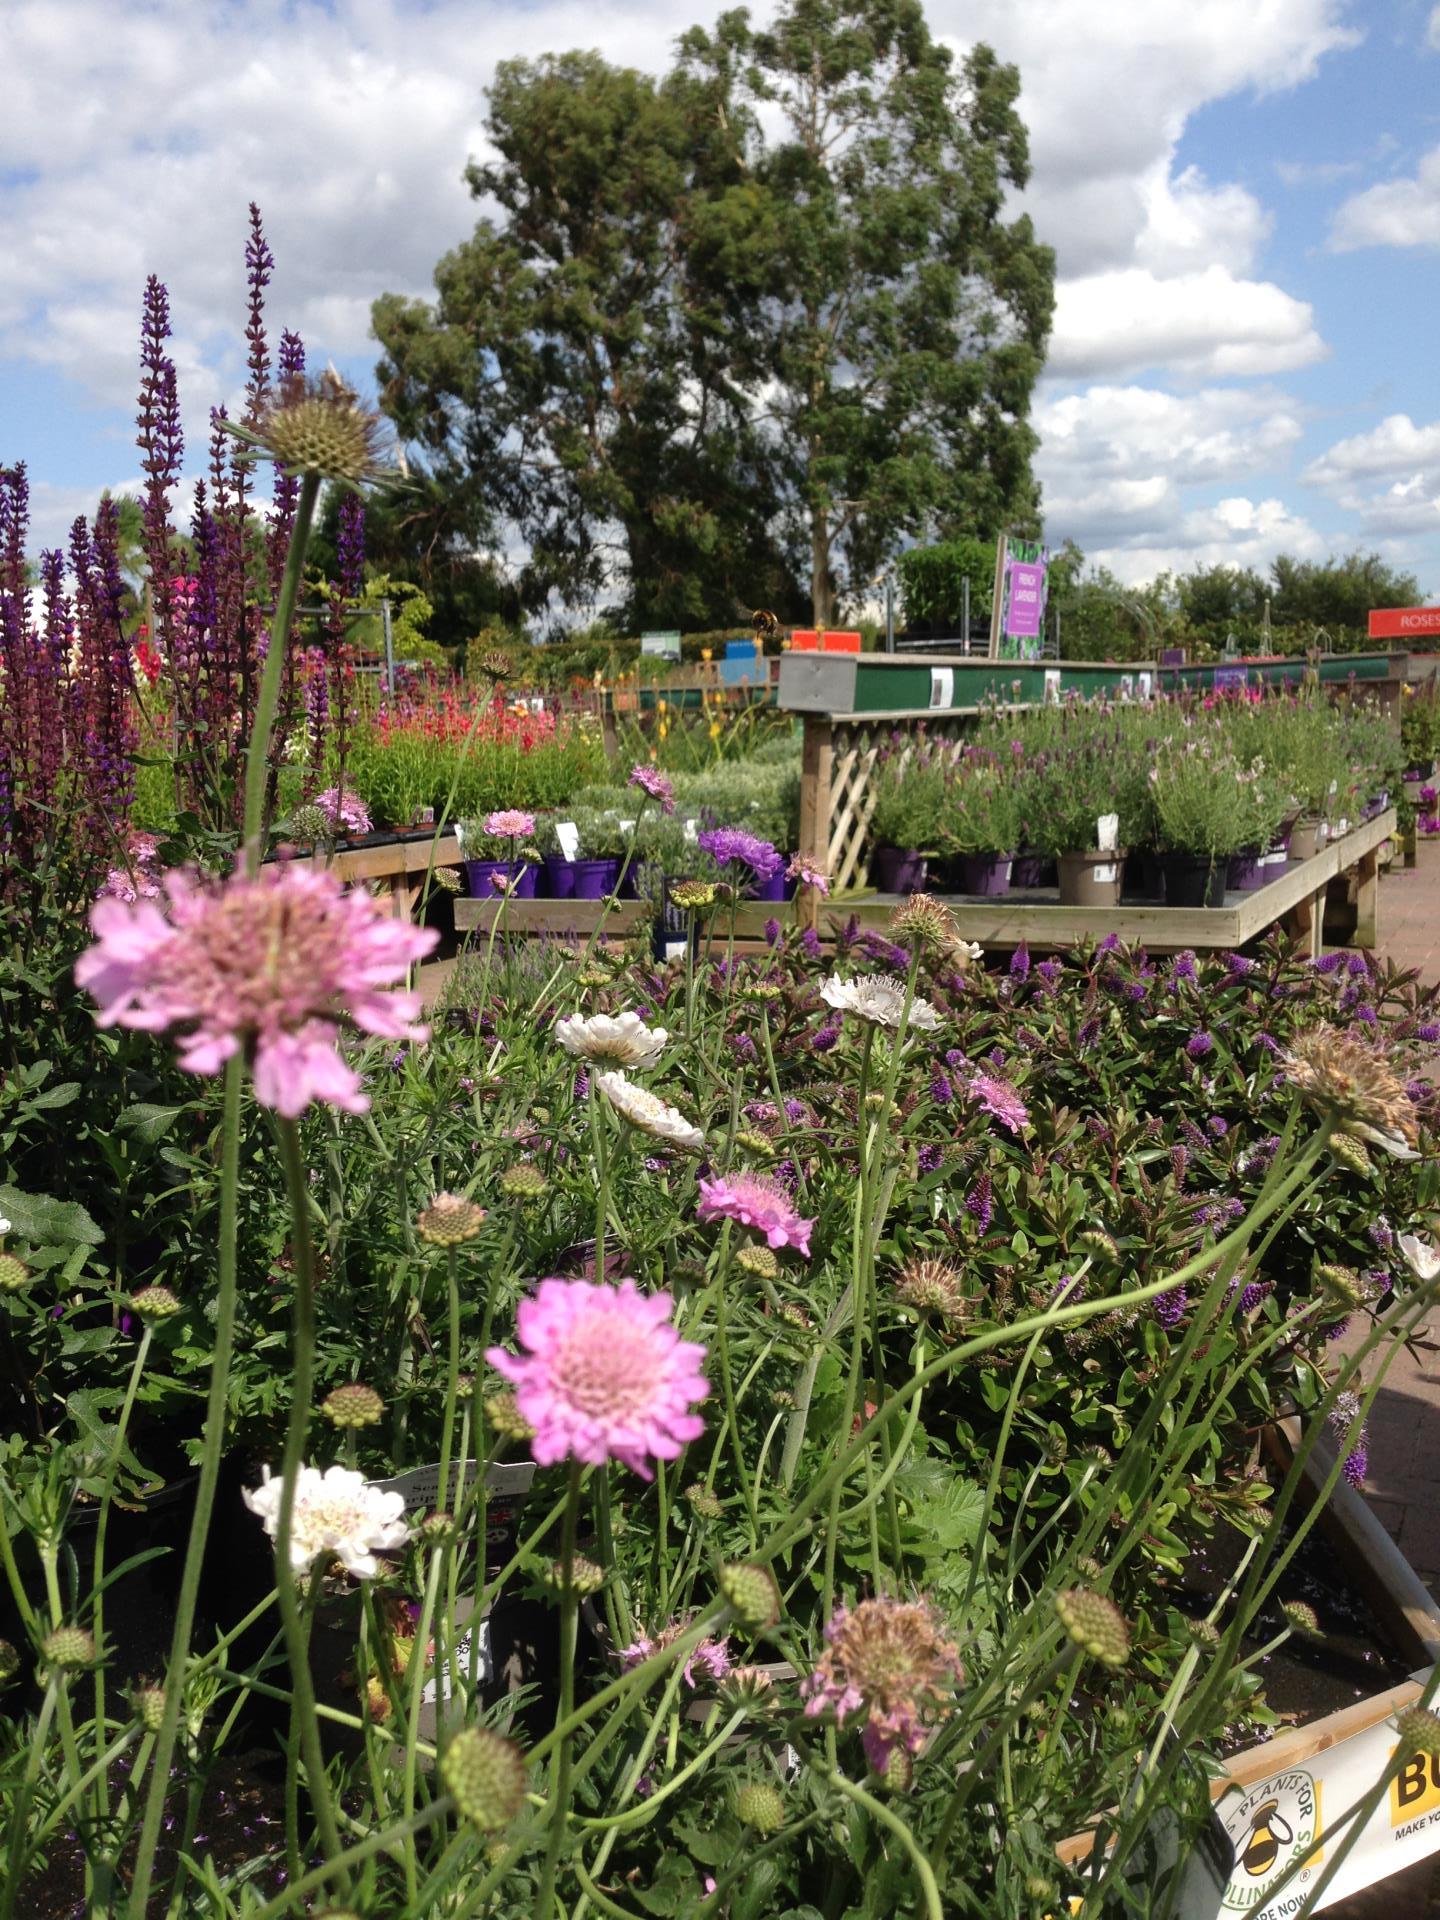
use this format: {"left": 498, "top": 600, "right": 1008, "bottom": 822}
{"left": 896, "top": 538, "right": 996, "bottom": 632}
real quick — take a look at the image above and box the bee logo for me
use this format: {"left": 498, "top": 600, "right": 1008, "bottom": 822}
{"left": 1240, "top": 1800, "right": 1294, "bottom": 1878}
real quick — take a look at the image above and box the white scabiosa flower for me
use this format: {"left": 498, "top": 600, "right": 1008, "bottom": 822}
{"left": 555, "top": 1011, "right": 669, "bottom": 1070}
{"left": 596, "top": 1071, "right": 705, "bottom": 1150}
{"left": 819, "top": 974, "right": 942, "bottom": 1033}
{"left": 1399, "top": 1232, "right": 1440, "bottom": 1283}
{"left": 243, "top": 1464, "right": 410, "bottom": 1578}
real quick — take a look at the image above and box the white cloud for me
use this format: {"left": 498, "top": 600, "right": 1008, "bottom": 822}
{"left": 1050, "top": 268, "right": 1325, "bottom": 379}
{"left": 1303, "top": 413, "right": 1440, "bottom": 537}
{"left": 1038, "top": 382, "right": 1303, "bottom": 485}
{"left": 1087, "top": 496, "right": 1329, "bottom": 587}
{"left": 1429, "top": 4, "right": 1440, "bottom": 51}
{"left": 1329, "top": 147, "right": 1440, "bottom": 250}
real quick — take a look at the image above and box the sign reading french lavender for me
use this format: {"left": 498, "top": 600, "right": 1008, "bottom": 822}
{"left": 995, "top": 536, "right": 1049, "bottom": 661}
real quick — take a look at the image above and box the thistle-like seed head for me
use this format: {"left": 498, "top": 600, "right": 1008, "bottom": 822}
{"left": 543, "top": 1554, "right": 606, "bottom": 1596}
{"left": 484, "top": 1390, "right": 534, "bottom": 1441}
{"left": 130, "top": 1284, "right": 182, "bottom": 1321}
{"left": 499, "top": 1164, "right": 548, "bottom": 1203}
{"left": 1329, "top": 1132, "right": 1375, "bottom": 1177}
{"left": 441, "top": 1726, "right": 529, "bottom": 1830}
{"left": 41, "top": 1625, "right": 98, "bottom": 1671}
{"left": 1281, "top": 1600, "right": 1322, "bottom": 1640}
{"left": 133, "top": 1685, "right": 167, "bottom": 1731}
{"left": 321, "top": 1383, "right": 385, "bottom": 1429}
{"left": 1396, "top": 1706, "right": 1440, "bottom": 1756}
{"left": 289, "top": 803, "right": 333, "bottom": 845}
{"left": 736, "top": 1243, "right": 780, "bottom": 1280}
{"left": 416, "top": 1192, "right": 488, "bottom": 1246}
{"left": 686, "top": 1483, "right": 724, "bottom": 1519}
{"left": 733, "top": 1128, "right": 777, "bottom": 1158}
{"left": 254, "top": 370, "right": 391, "bottom": 488}
{"left": 1054, "top": 1588, "right": 1131, "bottom": 1668}
{"left": 719, "top": 1562, "right": 781, "bottom": 1631}
{"left": 0, "top": 1253, "right": 32, "bottom": 1293}
{"left": 670, "top": 880, "right": 718, "bottom": 914}
{"left": 734, "top": 1781, "right": 785, "bottom": 1833}
{"left": 893, "top": 1257, "right": 968, "bottom": 1323}
{"left": 1285, "top": 1025, "right": 1417, "bottom": 1156}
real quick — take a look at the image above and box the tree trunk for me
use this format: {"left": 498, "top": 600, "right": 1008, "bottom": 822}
{"left": 810, "top": 507, "right": 833, "bottom": 629}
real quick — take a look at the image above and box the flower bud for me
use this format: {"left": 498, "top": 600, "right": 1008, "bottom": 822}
{"left": 719, "top": 1563, "right": 781, "bottom": 1631}
{"left": 417, "top": 1193, "right": 487, "bottom": 1246}
{"left": 129, "top": 1284, "right": 181, "bottom": 1321}
{"left": 441, "top": 1726, "right": 529, "bottom": 1830}
{"left": 1055, "top": 1588, "right": 1131, "bottom": 1668}
{"left": 0, "top": 1254, "right": 32, "bottom": 1293}
{"left": 734, "top": 1781, "right": 785, "bottom": 1833}
{"left": 1396, "top": 1706, "right": 1440, "bottom": 1757}
{"left": 321, "top": 1383, "right": 385, "bottom": 1429}
{"left": 41, "top": 1625, "right": 98, "bottom": 1671}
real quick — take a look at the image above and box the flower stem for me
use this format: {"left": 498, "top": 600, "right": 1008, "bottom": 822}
{"left": 242, "top": 470, "right": 320, "bottom": 866}
{"left": 537, "top": 1459, "right": 584, "bottom": 1918}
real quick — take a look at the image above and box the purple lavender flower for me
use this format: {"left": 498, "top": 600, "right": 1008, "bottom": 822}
{"left": 764, "top": 917, "right": 782, "bottom": 948}
{"left": 966, "top": 1170, "right": 993, "bottom": 1232}
{"left": 1223, "top": 953, "right": 1251, "bottom": 977}
{"left": 945, "top": 1048, "right": 968, "bottom": 1070}
{"left": 1010, "top": 944, "right": 1030, "bottom": 982}
{"left": 697, "top": 826, "right": 782, "bottom": 883}
{"left": 811, "top": 1020, "right": 841, "bottom": 1053}
{"left": 1418, "top": 1022, "right": 1440, "bottom": 1044}
{"left": 1326, "top": 1316, "right": 1352, "bottom": 1342}
{"left": 917, "top": 1144, "right": 944, "bottom": 1174}
{"left": 856, "top": 931, "right": 909, "bottom": 972}
{"left": 1171, "top": 950, "right": 1198, "bottom": 984}
{"left": 1098, "top": 933, "right": 1119, "bottom": 952}
{"left": 1342, "top": 1445, "right": 1368, "bottom": 1489}
{"left": 1368, "top": 1217, "right": 1394, "bottom": 1251}
{"left": 1170, "top": 1143, "right": 1188, "bottom": 1184}
{"left": 1035, "top": 958, "right": 1062, "bottom": 988}
{"left": 1155, "top": 1286, "right": 1187, "bottom": 1329}
{"left": 1311, "top": 952, "right": 1345, "bottom": 975}
{"left": 930, "top": 1071, "right": 954, "bottom": 1105}
{"left": 800, "top": 927, "right": 822, "bottom": 958}
{"left": 730, "top": 1033, "right": 758, "bottom": 1064}
{"left": 574, "top": 1069, "right": 591, "bottom": 1100}
{"left": 1186, "top": 1031, "right": 1213, "bottom": 1059}
{"left": 1257, "top": 1032, "right": 1280, "bottom": 1055}
{"left": 1347, "top": 952, "right": 1370, "bottom": 978}
{"left": 1207, "top": 1115, "right": 1228, "bottom": 1138}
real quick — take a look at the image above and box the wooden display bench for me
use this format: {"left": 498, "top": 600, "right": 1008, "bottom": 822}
{"left": 812, "top": 811, "right": 1395, "bottom": 957}
{"left": 285, "top": 831, "right": 463, "bottom": 926}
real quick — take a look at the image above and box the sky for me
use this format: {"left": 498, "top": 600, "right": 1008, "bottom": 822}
{"left": 4, "top": 0, "right": 1440, "bottom": 598}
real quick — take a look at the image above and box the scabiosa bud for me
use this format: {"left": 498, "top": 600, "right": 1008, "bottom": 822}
{"left": 734, "top": 1782, "right": 786, "bottom": 1833}
{"left": 1281, "top": 1601, "right": 1322, "bottom": 1640}
{"left": 499, "top": 1164, "right": 548, "bottom": 1204}
{"left": 0, "top": 1642, "right": 20, "bottom": 1687}
{"left": 0, "top": 1254, "right": 32, "bottom": 1293}
{"left": 720, "top": 1562, "right": 781, "bottom": 1631}
{"left": 433, "top": 866, "right": 461, "bottom": 894}
{"left": 1328, "top": 1132, "right": 1374, "bottom": 1177}
{"left": 686, "top": 1484, "right": 724, "bottom": 1519}
{"left": 735, "top": 1243, "right": 781, "bottom": 1282}
{"left": 484, "top": 1391, "right": 534, "bottom": 1442}
{"left": 1054, "top": 1588, "right": 1131, "bottom": 1668}
{"left": 543, "top": 1554, "right": 606, "bottom": 1595}
{"left": 1075, "top": 1227, "right": 1118, "bottom": 1262}
{"left": 1184, "top": 1617, "right": 1220, "bottom": 1646}
{"left": 670, "top": 880, "right": 717, "bottom": 914}
{"left": 41, "top": 1625, "right": 98, "bottom": 1671}
{"left": 1396, "top": 1707, "right": 1440, "bottom": 1756}
{"left": 321, "top": 1383, "right": 385, "bottom": 1429}
{"left": 133, "top": 1685, "right": 167, "bottom": 1731}
{"left": 441, "top": 1726, "right": 529, "bottom": 1830}
{"left": 289, "top": 802, "right": 333, "bottom": 844}
{"left": 1317, "top": 1262, "right": 1365, "bottom": 1307}
{"left": 416, "top": 1192, "right": 487, "bottom": 1245}
{"left": 720, "top": 1663, "right": 775, "bottom": 1707}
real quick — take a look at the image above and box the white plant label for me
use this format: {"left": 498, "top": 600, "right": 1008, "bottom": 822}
{"left": 1097, "top": 813, "right": 1119, "bottom": 853}
{"left": 929, "top": 668, "right": 954, "bottom": 709}
{"left": 1092, "top": 863, "right": 1118, "bottom": 885}
{"left": 556, "top": 821, "right": 580, "bottom": 862}
{"left": 1044, "top": 668, "right": 1061, "bottom": 704}
{"left": 1120, "top": 675, "right": 1134, "bottom": 700}
{"left": 1139, "top": 672, "right": 1154, "bottom": 699}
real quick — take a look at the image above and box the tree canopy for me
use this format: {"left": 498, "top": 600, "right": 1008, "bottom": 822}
{"left": 373, "top": 0, "right": 1053, "bottom": 633}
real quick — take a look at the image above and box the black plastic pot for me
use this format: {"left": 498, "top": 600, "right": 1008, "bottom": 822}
{"left": 871, "top": 846, "right": 927, "bottom": 894}
{"left": 1161, "top": 852, "right": 1226, "bottom": 908}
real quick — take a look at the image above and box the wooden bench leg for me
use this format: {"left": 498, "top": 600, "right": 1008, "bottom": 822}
{"left": 1353, "top": 850, "right": 1379, "bottom": 950}
{"left": 1287, "top": 890, "right": 1322, "bottom": 958}
{"left": 1404, "top": 824, "right": 1418, "bottom": 869}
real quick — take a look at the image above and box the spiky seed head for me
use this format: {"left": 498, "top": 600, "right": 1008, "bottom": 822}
{"left": 670, "top": 880, "right": 717, "bottom": 913}
{"left": 878, "top": 1744, "right": 914, "bottom": 1792}
{"left": 734, "top": 1781, "right": 785, "bottom": 1833}
{"left": 542, "top": 1555, "right": 606, "bottom": 1596}
{"left": 416, "top": 1192, "right": 487, "bottom": 1246}
{"left": 320, "top": 1383, "right": 385, "bottom": 1429}
{"left": 719, "top": 1562, "right": 781, "bottom": 1631}
{"left": 441, "top": 1727, "right": 529, "bottom": 1830}
{"left": 1284, "top": 1025, "right": 1416, "bottom": 1155}
{"left": 1329, "top": 1132, "right": 1375, "bottom": 1177}
{"left": 1281, "top": 1601, "right": 1322, "bottom": 1640}
{"left": 130, "top": 1284, "right": 181, "bottom": 1321}
{"left": 736, "top": 1243, "right": 780, "bottom": 1280}
{"left": 255, "top": 371, "right": 390, "bottom": 487}
{"left": 1396, "top": 1706, "right": 1440, "bottom": 1756}
{"left": 289, "top": 803, "right": 332, "bottom": 844}
{"left": 1073, "top": 1556, "right": 1104, "bottom": 1582}
{"left": 479, "top": 649, "right": 512, "bottom": 680}
{"left": 499, "top": 1164, "right": 548, "bottom": 1202}
{"left": 770, "top": 1388, "right": 796, "bottom": 1409}
{"left": 894, "top": 1257, "right": 968, "bottom": 1322}
{"left": 420, "top": 1511, "right": 457, "bottom": 1545}
{"left": 1024, "top": 1876, "right": 1056, "bottom": 1904}
{"left": 1055, "top": 1589, "right": 1131, "bottom": 1668}
{"left": 41, "top": 1625, "right": 98, "bottom": 1671}
{"left": 720, "top": 1664, "right": 775, "bottom": 1707}
{"left": 1185, "top": 1617, "right": 1221, "bottom": 1646}
{"left": 1076, "top": 1227, "right": 1118, "bottom": 1261}
{"left": 0, "top": 1641, "right": 20, "bottom": 1686}
{"left": 575, "top": 964, "right": 614, "bottom": 988}
{"left": 133, "top": 1685, "right": 167, "bottom": 1731}
{"left": 778, "top": 1302, "right": 812, "bottom": 1331}
{"left": 1316, "top": 1262, "right": 1366, "bottom": 1307}
{"left": 1039, "top": 1429, "right": 1068, "bottom": 1466}
{"left": 0, "top": 1253, "right": 32, "bottom": 1292}
{"left": 739, "top": 979, "right": 784, "bottom": 1004}
{"left": 432, "top": 866, "right": 461, "bottom": 894}
{"left": 733, "top": 1128, "right": 776, "bottom": 1157}
{"left": 454, "top": 1372, "right": 477, "bottom": 1400}
{"left": 686, "top": 1483, "right": 724, "bottom": 1519}
{"left": 484, "top": 1390, "right": 534, "bottom": 1441}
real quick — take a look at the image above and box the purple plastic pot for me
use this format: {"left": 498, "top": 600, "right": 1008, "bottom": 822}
{"left": 464, "top": 858, "right": 515, "bottom": 897}
{"left": 1011, "top": 854, "right": 1045, "bottom": 889}
{"left": 960, "top": 853, "right": 1013, "bottom": 898}
{"left": 542, "top": 854, "right": 577, "bottom": 900}
{"left": 512, "top": 862, "right": 538, "bottom": 899}
{"left": 751, "top": 866, "right": 793, "bottom": 903}
{"left": 1226, "top": 848, "right": 1265, "bottom": 892}
{"left": 872, "top": 846, "right": 927, "bottom": 894}
{"left": 573, "top": 857, "right": 620, "bottom": 900}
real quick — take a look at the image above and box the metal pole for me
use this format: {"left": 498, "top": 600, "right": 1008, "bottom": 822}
{"left": 381, "top": 596, "right": 395, "bottom": 694}
{"left": 1054, "top": 603, "right": 1061, "bottom": 658}
{"left": 962, "top": 576, "right": 971, "bottom": 654}
{"left": 884, "top": 575, "right": 895, "bottom": 653}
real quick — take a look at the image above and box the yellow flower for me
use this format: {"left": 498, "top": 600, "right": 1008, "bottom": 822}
{"left": 709, "top": 720, "right": 722, "bottom": 740}
{"left": 701, "top": 647, "right": 713, "bottom": 663}
{"left": 658, "top": 697, "right": 667, "bottom": 713}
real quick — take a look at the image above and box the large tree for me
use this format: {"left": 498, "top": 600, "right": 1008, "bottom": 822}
{"left": 373, "top": 0, "right": 1052, "bottom": 629}
{"left": 678, "top": 0, "right": 1053, "bottom": 623}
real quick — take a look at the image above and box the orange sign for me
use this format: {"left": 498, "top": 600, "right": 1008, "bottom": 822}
{"left": 1368, "top": 607, "right": 1440, "bottom": 639}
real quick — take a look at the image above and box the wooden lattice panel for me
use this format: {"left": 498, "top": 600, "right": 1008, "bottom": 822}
{"left": 797, "top": 714, "right": 973, "bottom": 904}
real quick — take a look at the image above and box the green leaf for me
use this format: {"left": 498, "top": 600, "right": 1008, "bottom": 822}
{"left": 116, "top": 1101, "right": 185, "bottom": 1146}
{"left": 0, "top": 1185, "right": 103, "bottom": 1247}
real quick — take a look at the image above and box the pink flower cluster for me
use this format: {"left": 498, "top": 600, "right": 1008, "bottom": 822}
{"left": 98, "top": 832, "right": 164, "bottom": 905}
{"left": 628, "top": 764, "right": 675, "bottom": 814}
{"left": 801, "top": 1595, "right": 964, "bottom": 1772}
{"left": 966, "top": 1072, "right": 1029, "bottom": 1134}
{"left": 486, "top": 1277, "right": 708, "bottom": 1479}
{"left": 485, "top": 809, "right": 536, "bottom": 839}
{"left": 76, "top": 862, "right": 438, "bottom": 1116}
{"left": 696, "top": 1171, "right": 815, "bottom": 1257}
{"left": 315, "top": 787, "right": 373, "bottom": 836}
{"left": 621, "top": 1621, "right": 732, "bottom": 1687}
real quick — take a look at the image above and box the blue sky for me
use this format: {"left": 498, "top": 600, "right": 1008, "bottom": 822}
{"left": 4, "top": 0, "right": 1440, "bottom": 598}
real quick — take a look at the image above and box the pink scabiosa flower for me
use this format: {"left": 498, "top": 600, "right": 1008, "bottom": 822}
{"left": 697, "top": 1170, "right": 815, "bottom": 1257}
{"left": 786, "top": 853, "right": 830, "bottom": 895}
{"left": 75, "top": 863, "right": 438, "bottom": 1117}
{"left": 485, "top": 1277, "right": 708, "bottom": 1479}
{"left": 801, "top": 1596, "right": 964, "bottom": 1771}
{"left": 628, "top": 765, "right": 675, "bottom": 814}
{"left": 621, "top": 1620, "right": 732, "bottom": 1686}
{"left": 966, "top": 1072, "right": 1029, "bottom": 1135}
{"left": 485, "top": 809, "right": 536, "bottom": 839}
{"left": 315, "top": 786, "right": 373, "bottom": 836}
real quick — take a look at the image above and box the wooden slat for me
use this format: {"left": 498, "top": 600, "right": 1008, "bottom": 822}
{"left": 452, "top": 897, "right": 649, "bottom": 936}
{"left": 284, "top": 834, "right": 463, "bottom": 883}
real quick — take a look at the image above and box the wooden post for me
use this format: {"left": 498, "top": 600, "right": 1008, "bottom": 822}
{"left": 1404, "top": 822, "right": 1418, "bottom": 869}
{"left": 1352, "top": 848, "right": 1380, "bottom": 949}
{"left": 1286, "top": 887, "right": 1323, "bottom": 959}
{"left": 797, "top": 717, "right": 834, "bottom": 930}
{"left": 986, "top": 532, "right": 1009, "bottom": 661}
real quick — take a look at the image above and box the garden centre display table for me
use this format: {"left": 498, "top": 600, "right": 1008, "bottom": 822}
{"left": 817, "top": 811, "right": 1396, "bottom": 957}
{"left": 285, "top": 830, "right": 463, "bottom": 926}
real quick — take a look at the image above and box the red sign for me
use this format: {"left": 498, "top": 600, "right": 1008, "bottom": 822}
{"left": 1368, "top": 606, "right": 1440, "bottom": 639}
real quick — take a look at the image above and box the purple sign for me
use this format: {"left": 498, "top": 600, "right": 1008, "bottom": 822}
{"left": 1005, "top": 560, "right": 1046, "bottom": 640}
{"left": 1213, "top": 665, "right": 1248, "bottom": 692}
